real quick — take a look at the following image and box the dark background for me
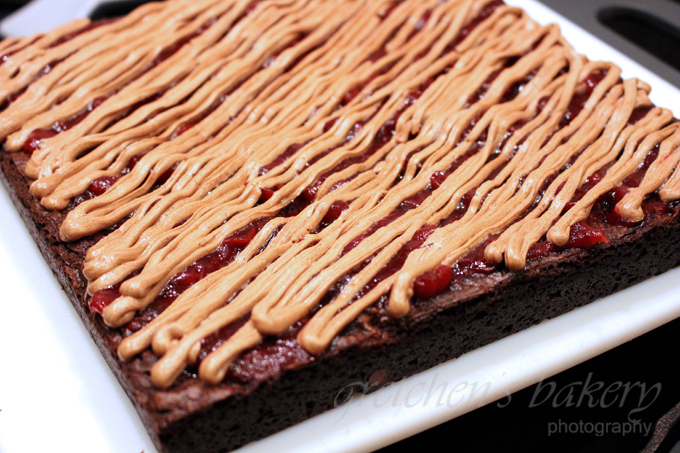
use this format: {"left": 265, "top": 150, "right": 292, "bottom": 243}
{"left": 1, "top": 1, "right": 679, "bottom": 452}
{"left": 379, "top": 317, "right": 680, "bottom": 453}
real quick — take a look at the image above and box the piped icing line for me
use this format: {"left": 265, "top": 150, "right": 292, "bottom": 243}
{"left": 486, "top": 106, "right": 672, "bottom": 270}
{"left": 34, "top": 6, "right": 362, "bottom": 209}
{"left": 26, "top": 0, "right": 344, "bottom": 183}
{"left": 385, "top": 70, "right": 631, "bottom": 313}
{"left": 76, "top": 1, "right": 516, "bottom": 302}
{"left": 659, "top": 146, "right": 680, "bottom": 201}
{"left": 260, "top": 51, "right": 572, "bottom": 332}
{"left": 106, "top": 11, "right": 542, "bottom": 330}
{"left": 0, "top": 35, "right": 32, "bottom": 57}
{"left": 121, "top": 0, "right": 540, "bottom": 384}
{"left": 58, "top": 0, "right": 442, "bottom": 240}
{"left": 548, "top": 123, "right": 680, "bottom": 243}
{"left": 617, "top": 126, "right": 680, "bottom": 221}
{"left": 2, "top": 0, "right": 679, "bottom": 388}
{"left": 144, "top": 27, "right": 584, "bottom": 382}
{"left": 0, "top": 1, "right": 184, "bottom": 137}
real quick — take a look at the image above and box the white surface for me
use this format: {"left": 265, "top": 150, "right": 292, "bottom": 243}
{"left": 0, "top": 180, "right": 155, "bottom": 451}
{"left": 0, "top": 1, "right": 679, "bottom": 453}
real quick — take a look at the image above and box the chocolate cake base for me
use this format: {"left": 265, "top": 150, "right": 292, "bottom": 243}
{"left": 3, "top": 148, "right": 680, "bottom": 453}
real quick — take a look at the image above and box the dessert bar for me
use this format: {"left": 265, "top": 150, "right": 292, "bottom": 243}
{"left": 1, "top": 0, "right": 680, "bottom": 451}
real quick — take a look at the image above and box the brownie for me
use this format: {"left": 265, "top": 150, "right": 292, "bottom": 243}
{"left": 3, "top": 1, "right": 680, "bottom": 452}
{"left": 3, "top": 144, "right": 680, "bottom": 452}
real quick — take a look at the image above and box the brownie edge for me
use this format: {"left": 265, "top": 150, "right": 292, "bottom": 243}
{"left": 0, "top": 150, "right": 164, "bottom": 449}
{"left": 160, "top": 205, "right": 680, "bottom": 453}
{"left": 3, "top": 147, "right": 680, "bottom": 453}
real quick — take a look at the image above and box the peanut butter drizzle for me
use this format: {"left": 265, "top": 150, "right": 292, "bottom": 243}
{"left": 3, "top": 0, "right": 680, "bottom": 388}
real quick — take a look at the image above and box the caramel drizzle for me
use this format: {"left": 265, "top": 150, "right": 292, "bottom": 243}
{"left": 3, "top": 0, "right": 679, "bottom": 389}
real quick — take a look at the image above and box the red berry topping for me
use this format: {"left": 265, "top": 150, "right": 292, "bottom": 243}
{"left": 88, "top": 175, "right": 119, "bottom": 196}
{"left": 565, "top": 221, "right": 607, "bottom": 249}
{"left": 89, "top": 286, "right": 121, "bottom": 314}
{"left": 323, "top": 200, "right": 350, "bottom": 223}
{"left": 22, "top": 129, "right": 57, "bottom": 152}
{"left": 413, "top": 265, "right": 453, "bottom": 298}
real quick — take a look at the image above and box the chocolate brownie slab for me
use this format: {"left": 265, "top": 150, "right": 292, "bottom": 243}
{"left": 1, "top": 0, "right": 680, "bottom": 451}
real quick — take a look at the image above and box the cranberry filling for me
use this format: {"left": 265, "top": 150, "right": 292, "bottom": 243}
{"left": 258, "top": 143, "right": 306, "bottom": 176}
{"left": 597, "top": 146, "right": 669, "bottom": 226}
{"left": 0, "top": 35, "right": 43, "bottom": 68}
{"left": 197, "top": 315, "right": 251, "bottom": 363}
{"left": 565, "top": 221, "right": 608, "bottom": 247}
{"left": 78, "top": 1, "right": 675, "bottom": 389}
{"left": 560, "top": 71, "right": 607, "bottom": 127}
{"left": 413, "top": 265, "right": 453, "bottom": 298}
{"left": 444, "top": 0, "right": 504, "bottom": 53}
{"left": 124, "top": 217, "right": 272, "bottom": 332}
{"left": 352, "top": 224, "right": 438, "bottom": 299}
{"left": 89, "top": 217, "right": 271, "bottom": 329}
{"left": 526, "top": 220, "right": 607, "bottom": 261}
{"left": 49, "top": 19, "right": 117, "bottom": 49}
{"left": 89, "top": 283, "right": 121, "bottom": 314}
{"left": 528, "top": 139, "right": 669, "bottom": 262}
{"left": 88, "top": 175, "right": 119, "bottom": 196}
{"left": 23, "top": 96, "right": 109, "bottom": 152}
{"left": 334, "top": 68, "right": 621, "bottom": 301}
{"left": 70, "top": 157, "right": 178, "bottom": 209}
{"left": 628, "top": 106, "right": 653, "bottom": 126}
{"left": 20, "top": 15, "right": 224, "bottom": 152}
{"left": 318, "top": 200, "right": 350, "bottom": 229}
{"left": 227, "top": 321, "right": 313, "bottom": 383}
{"left": 193, "top": 318, "right": 314, "bottom": 383}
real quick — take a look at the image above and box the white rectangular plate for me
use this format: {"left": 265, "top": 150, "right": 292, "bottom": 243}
{"left": 1, "top": 1, "right": 679, "bottom": 452}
